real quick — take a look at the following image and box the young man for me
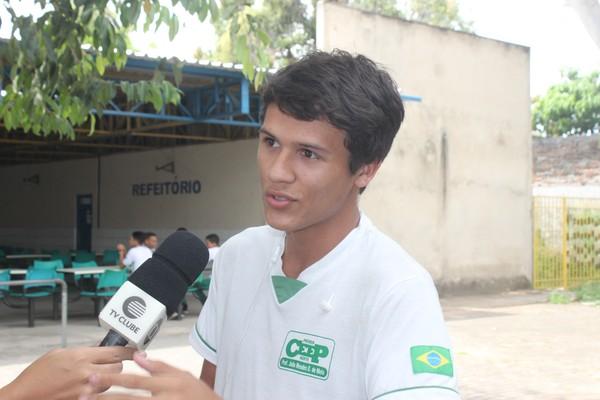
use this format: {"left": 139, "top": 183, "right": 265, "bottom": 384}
{"left": 144, "top": 232, "right": 159, "bottom": 252}
{"left": 116, "top": 231, "right": 152, "bottom": 273}
{"left": 205, "top": 233, "right": 220, "bottom": 263}
{"left": 83, "top": 50, "right": 459, "bottom": 399}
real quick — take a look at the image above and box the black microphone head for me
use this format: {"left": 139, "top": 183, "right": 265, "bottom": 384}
{"left": 129, "top": 231, "right": 209, "bottom": 315}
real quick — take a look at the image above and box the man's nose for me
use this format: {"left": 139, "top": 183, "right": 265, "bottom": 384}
{"left": 268, "top": 150, "right": 295, "bottom": 183}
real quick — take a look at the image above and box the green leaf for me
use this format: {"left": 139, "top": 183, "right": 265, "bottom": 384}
{"left": 89, "top": 113, "right": 96, "bottom": 136}
{"left": 198, "top": 2, "right": 209, "bottom": 22}
{"left": 235, "top": 36, "right": 250, "bottom": 66}
{"left": 209, "top": 0, "right": 219, "bottom": 22}
{"left": 168, "top": 14, "right": 179, "bottom": 41}
{"left": 172, "top": 60, "right": 183, "bottom": 87}
{"left": 148, "top": 84, "right": 163, "bottom": 111}
{"left": 257, "top": 29, "right": 270, "bottom": 45}
{"left": 95, "top": 55, "right": 108, "bottom": 75}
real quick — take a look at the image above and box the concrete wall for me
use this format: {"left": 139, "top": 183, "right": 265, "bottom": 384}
{"left": 317, "top": 2, "right": 532, "bottom": 293}
{"left": 0, "top": 139, "right": 263, "bottom": 251}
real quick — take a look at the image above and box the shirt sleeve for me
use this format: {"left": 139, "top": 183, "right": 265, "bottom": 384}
{"left": 122, "top": 249, "right": 134, "bottom": 268}
{"left": 189, "top": 254, "right": 220, "bottom": 365}
{"left": 365, "top": 275, "right": 460, "bottom": 400}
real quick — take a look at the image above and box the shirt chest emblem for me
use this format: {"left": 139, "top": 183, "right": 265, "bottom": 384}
{"left": 278, "top": 330, "right": 335, "bottom": 380}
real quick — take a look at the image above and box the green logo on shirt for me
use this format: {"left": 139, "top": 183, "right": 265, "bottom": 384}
{"left": 410, "top": 345, "right": 454, "bottom": 377}
{"left": 278, "top": 331, "right": 335, "bottom": 380}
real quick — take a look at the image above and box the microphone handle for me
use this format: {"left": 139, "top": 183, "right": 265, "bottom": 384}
{"left": 99, "top": 329, "right": 130, "bottom": 347}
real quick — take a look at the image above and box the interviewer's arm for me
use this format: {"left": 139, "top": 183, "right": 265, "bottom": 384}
{"left": 200, "top": 360, "right": 217, "bottom": 389}
{"left": 0, "top": 347, "right": 134, "bottom": 400}
{"left": 79, "top": 352, "right": 220, "bottom": 400}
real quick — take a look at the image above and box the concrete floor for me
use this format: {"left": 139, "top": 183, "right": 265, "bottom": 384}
{"left": 1, "top": 290, "right": 599, "bottom": 399}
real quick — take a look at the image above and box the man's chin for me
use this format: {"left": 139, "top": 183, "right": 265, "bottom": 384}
{"left": 264, "top": 213, "right": 296, "bottom": 232}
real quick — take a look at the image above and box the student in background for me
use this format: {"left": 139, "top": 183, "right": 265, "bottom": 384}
{"left": 116, "top": 231, "right": 152, "bottom": 273}
{"left": 144, "top": 232, "right": 159, "bottom": 252}
{"left": 205, "top": 233, "right": 220, "bottom": 263}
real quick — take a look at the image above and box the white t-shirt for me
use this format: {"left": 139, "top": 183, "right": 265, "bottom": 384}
{"left": 190, "top": 215, "right": 459, "bottom": 400}
{"left": 123, "top": 245, "right": 152, "bottom": 273}
{"left": 208, "top": 246, "right": 220, "bottom": 263}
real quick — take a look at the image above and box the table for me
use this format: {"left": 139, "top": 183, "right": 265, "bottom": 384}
{"left": 57, "top": 266, "right": 121, "bottom": 275}
{"left": 8, "top": 269, "right": 27, "bottom": 275}
{"left": 5, "top": 254, "right": 51, "bottom": 260}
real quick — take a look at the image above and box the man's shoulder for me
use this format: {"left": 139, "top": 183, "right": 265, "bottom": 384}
{"left": 224, "top": 225, "right": 279, "bottom": 247}
{"left": 130, "top": 245, "right": 151, "bottom": 256}
{"left": 218, "top": 225, "right": 281, "bottom": 259}
{"left": 361, "top": 220, "right": 433, "bottom": 286}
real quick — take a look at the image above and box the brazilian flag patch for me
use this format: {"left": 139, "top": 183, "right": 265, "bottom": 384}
{"left": 410, "top": 346, "right": 454, "bottom": 377}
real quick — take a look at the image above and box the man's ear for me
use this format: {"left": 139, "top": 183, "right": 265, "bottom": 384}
{"left": 354, "top": 161, "right": 382, "bottom": 190}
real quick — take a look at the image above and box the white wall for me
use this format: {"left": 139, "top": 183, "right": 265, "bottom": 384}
{"left": 0, "top": 139, "right": 263, "bottom": 252}
{"left": 318, "top": 2, "right": 532, "bottom": 292}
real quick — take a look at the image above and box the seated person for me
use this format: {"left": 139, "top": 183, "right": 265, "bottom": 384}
{"left": 116, "top": 231, "right": 152, "bottom": 273}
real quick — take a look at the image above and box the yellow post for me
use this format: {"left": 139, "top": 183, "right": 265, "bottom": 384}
{"left": 561, "top": 197, "right": 568, "bottom": 288}
{"left": 532, "top": 198, "right": 538, "bottom": 289}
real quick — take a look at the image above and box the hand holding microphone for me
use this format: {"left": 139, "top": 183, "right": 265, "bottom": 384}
{"left": 99, "top": 230, "right": 209, "bottom": 349}
{"left": 0, "top": 231, "right": 209, "bottom": 400}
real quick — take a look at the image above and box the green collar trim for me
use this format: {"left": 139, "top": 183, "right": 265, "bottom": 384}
{"left": 271, "top": 275, "right": 307, "bottom": 304}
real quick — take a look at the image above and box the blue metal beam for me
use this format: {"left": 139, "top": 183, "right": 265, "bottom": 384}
{"left": 125, "top": 57, "right": 244, "bottom": 80}
{"left": 401, "top": 94, "right": 422, "bottom": 102}
{"left": 97, "top": 109, "right": 260, "bottom": 128}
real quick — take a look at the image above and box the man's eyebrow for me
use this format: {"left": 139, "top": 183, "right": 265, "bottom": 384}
{"left": 258, "top": 127, "right": 275, "bottom": 137}
{"left": 258, "top": 127, "right": 330, "bottom": 154}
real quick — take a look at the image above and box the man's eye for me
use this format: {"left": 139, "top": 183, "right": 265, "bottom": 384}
{"left": 264, "top": 137, "right": 278, "bottom": 147}
{"left": 301, "top": 149, "right": 318, "bottom": 159}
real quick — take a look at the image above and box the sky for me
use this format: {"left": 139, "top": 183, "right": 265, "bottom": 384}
{"left": 458, "top": 0, "right": 600, "bottom": 96}
{"left": 1, "top": 0, "right": 599, "bottom": 96}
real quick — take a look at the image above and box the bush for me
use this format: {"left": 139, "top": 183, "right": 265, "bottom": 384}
{"left": 548, "top": 291, "right": 574, "bottom": 304}
{"left": 574, "top": 282, "right": 600, "bottom": 303}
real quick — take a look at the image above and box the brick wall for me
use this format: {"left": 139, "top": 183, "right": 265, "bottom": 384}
{"left": 533, "top": 135, "right": 600, "bottom": 186}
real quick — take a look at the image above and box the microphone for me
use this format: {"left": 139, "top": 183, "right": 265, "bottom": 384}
{"left": 98, "top": 230, "right": 208, "bottom": 349}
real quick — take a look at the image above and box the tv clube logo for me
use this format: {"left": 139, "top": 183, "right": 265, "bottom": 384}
{"left": 278, "top": 331, "right": 335, "bottom": 380}
{"left": 122, "top": 296, "right": 147, "bottom": 319}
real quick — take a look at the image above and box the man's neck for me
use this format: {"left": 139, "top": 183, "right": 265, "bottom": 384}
{"left": 282, "top": 207, "right": 360, "bottom": 279}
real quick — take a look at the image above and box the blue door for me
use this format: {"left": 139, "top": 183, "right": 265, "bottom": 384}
{"left": 76, "top": 194, "right": 93, "bottom": 251}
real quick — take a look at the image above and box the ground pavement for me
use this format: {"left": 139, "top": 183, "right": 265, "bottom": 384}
{"left": 0, "top": 290, "right": 598, "bottom": 399}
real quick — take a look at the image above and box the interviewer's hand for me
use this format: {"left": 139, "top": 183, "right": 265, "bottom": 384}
{"left": 0, "top": 346, "right": 135, "bottom": 400}
{"left": 79, "top": 352, "right": 220, "bottom": 400}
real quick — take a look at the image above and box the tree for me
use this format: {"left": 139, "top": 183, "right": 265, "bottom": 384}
{"left": 209, "top": 0, "right": 315, "bottom": 68}
{"left": 532, "top": 70, "right": 600, "bottom": 137}
{"left": 208, "top": 0, "right": 471, "bottom": 68}
{"left": 407, "top": 0, "right": 472, "bottom": 32}
{"left": 347, "top": 0, "right": 404, "bottom": 19}
{"left": 0, "top": 0, "right": 270, "bottom": 139}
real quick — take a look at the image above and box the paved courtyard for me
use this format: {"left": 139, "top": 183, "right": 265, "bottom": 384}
{"left": 0, "top": 290, "right": 598, "bottom": 399}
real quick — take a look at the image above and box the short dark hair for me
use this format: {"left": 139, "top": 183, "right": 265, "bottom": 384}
{"left": 176, "top": 227, "right": 187, "bottom": 231}
{"left": 131, "top": 231, "right": 146, "bottom": 245}
{"left": 145, "top": 232, "right": 157, "bottom": 238}
{"left": 205, "top": 234, "right": 220, "bottom": 246}
{"left": 261, "top": 49, "right": 405, "bottom": 175}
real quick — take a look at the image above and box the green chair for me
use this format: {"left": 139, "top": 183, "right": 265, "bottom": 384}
{"left": 22, "top": 269, "right": 59, "bottom": 327}
{"left": 51, "top": 251, "right": 72, "bottom": 268}
{"left": 32, "top": 259, "right": 65, "bottom": 282}
{"left": 0, "top": 269, "right": 10, "bottom": 299}
{"left": 188, "top": 274, "right": 211, "bottom": 305}
{"left": 101, "top": 250, "right": 120, "bottom": 266}
{"left": 75, "top": 250, "right": 96, "bottom": 263}
{"left": 33, "top": 259, "right": 63, "bottom": 270}
{"left": 80, "top": 269, "right": 127, "bottom": 317}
